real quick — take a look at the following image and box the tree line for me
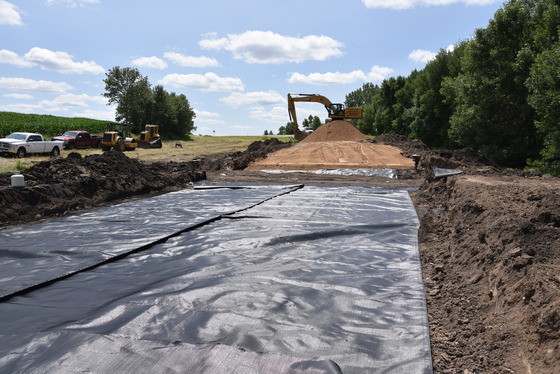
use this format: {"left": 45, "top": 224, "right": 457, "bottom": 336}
{"left": 345, "top": 0, "right": 560, "bottom": 175}
{"left": 103, "top": 67, "right": 196, "bottom": 138}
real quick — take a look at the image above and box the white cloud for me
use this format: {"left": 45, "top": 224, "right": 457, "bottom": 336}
{"left": 159, "top": 72, "right": 244, "bottom": 92}
{"left": 408, "top": 49, "right": 437, "bottom": 63}
{"left": 131, "top": 56, "right": 168, "bottom": 69}
{"left": 219, "top": 90, "right": 284, "bottom": 108}
{"left": 194, "top": 110, "right": 221, "bottom": 118}
{"left": 367, "top": 65, "right": 395, "bottom": 82}
{"left": 194, "top": 110, "right": 225, "bottom": 124}
{"left": 361, "top": 0, "right": 499, "bottom": 10}
{"left": 289, "top": 70, "right": 367, "bottom": 85}
{"left": 249, "top": 105, "right": 288, "bottom": 123}
{"left": 199, "top": 31, "right": 343, "bottom": 64}
{"left": 0, "top": 103, "right": 41, "bottom": 113}
{"left": 39, "top": 93, "right": 107, "bottom": 111}
{"left": 0, "top": 0, "right": 23, "bottom": 25}
{"left": 4, "top": 93, "right": 33, "bottom": 100}
{"left": 46, "top": 0, "right": 100, "bottom": 8}
{"left": 288, "top": 65, "right": 393, "bottom": 85}
{"left": 164, "top": 52, "right": 219, "bottom": 68}
{"left": 24, "top": 47, "right": 105, "bottom": 74}
{"left": 0, "top": 77, "right": 73, "bottom": 93}
{"left": 446, "top": 44, "right": 456, "bottom": 53}
{"left": 0, "top": 49, "right": 34, "bottom": 67}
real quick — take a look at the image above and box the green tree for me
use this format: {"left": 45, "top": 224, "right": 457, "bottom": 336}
{"left": 285, "top": 122, "right": 295, "bottom": 135}
{"left": 168, "top": 93, "right": 196, "bottom": 137}
{"left": 527, "top": 44, "right": 560, "bottom": 175}
{"left": 442, "top": 0, "right": 544, "bottom": 166}
{"left": 103, "top": 66, "right": 152, "bottom": 133}
{"left": 311, "top": 116, "right": 321, "bottom": 130}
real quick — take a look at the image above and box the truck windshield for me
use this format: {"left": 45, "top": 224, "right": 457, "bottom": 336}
{"left": 61, "top": 132, "right": 78, "bottom": 138}
{"left": 6, "top": 133, "right": 27, "bottom": 140}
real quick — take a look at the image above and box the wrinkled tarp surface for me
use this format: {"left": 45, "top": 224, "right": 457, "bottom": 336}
{"left": 0, "top": 184, "right": 432, "bottom": 374}
{"left": 260, "top": 168, "right": 398, "bottom": 179}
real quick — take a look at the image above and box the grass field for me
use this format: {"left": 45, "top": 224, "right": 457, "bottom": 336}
{"left": 0, "top": 135, "right": 293, "bottom": 174}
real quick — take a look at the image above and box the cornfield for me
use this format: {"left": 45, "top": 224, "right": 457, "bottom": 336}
{"left": 0, "top": 112, "right": 109, "bottom": 138}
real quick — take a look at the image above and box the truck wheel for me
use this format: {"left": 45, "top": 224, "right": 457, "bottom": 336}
{"left": 67, "top": 143, "right": 75, "bottom": 150}
{"left": 51, "top": 147, "right": 60, "bottom": 157}
{"left": 16, "top": 147, "right": 26, "bottom": 158}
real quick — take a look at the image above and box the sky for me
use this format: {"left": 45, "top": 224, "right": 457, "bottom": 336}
{"left": 0, "top": 0, "right": 506, "bottom": 136}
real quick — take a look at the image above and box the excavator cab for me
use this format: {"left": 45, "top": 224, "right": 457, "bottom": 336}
{"left": 326, "top": 103, "right": 346, "bottom": 117}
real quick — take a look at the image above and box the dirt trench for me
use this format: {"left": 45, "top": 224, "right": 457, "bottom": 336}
{"left": 0, "top": 128, "right": 558, "bottom": 373}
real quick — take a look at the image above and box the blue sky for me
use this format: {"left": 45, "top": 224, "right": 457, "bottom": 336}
{"left": 1, "top": 0, "right": 504, "bottom": 136}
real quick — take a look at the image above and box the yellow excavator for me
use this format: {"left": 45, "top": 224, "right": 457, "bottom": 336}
{"left": 100, "top": 123, "right": 137, "bottom": 151}
{"left": 137, "top": 124, "right": 163, "bottom": 148}
{"left": 287, "top": 93, "right": 363, "bottom": 140}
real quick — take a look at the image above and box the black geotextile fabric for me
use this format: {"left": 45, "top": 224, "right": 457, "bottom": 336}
{"left": 0, "top": 184, "right": 433, "bottom": 374}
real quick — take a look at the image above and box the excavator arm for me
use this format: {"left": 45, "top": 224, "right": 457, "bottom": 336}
{"left": 287, "top": 93, "right": 363, "bottom": 141}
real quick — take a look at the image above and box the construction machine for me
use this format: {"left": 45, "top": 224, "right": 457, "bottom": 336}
{"left": 287, "top": 93, "right": 364, "bottom": 141}
{"left": 137, "top": 124, "right": 163, "bottom": 148}
{"left": 100, "top": 123, "right": 137, "bottom": 151}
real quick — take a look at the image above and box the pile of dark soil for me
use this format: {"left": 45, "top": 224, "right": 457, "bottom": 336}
{"left": 420, "top": 148, "right": 499, "bottom": 172}
{"left": 198, "top": 138, "right": 291, "bottom": 171}
{"left": 0, "top": 139, "right": 291, "bottom": 228}
{"left": 411, "top": 174, "right": 560, "bottom": 373}
{"left": 0, "top": 152, "right": 205, "bottom": 227}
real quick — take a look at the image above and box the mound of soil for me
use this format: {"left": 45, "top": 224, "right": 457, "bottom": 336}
{"left": 198, "top": 138, "right": 292, "bottom": 171}
{"left": 0, "top": 152, "right": 206, "bottom": 227}
{"left": 411, "top": 174, "right": 560, "bottom": 373}
{"left": 0, "top": 139, "right": 291, "bottom": 228}
{"left": 301, "top": 120, "right": 368, "bottom": 142}
{"left": 245, "top": 141, "right": 415, "bottom": 170}
{"left": 420, "top": 148, "right": 499, "bottom": 172}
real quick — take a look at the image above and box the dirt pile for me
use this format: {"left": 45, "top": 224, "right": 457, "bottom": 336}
{"left": 198, "top": 138, "right": 291, "bottom": 171}
{"left": 0, "top": 151, "right": 205, "bottom": 227}
{"left": 411, "top": 174, "right": 560, "bottom": 373}
{"left": 0, "top": 139, "right": 290, "bottom": 228}
{"left": 420, "top": 148, "right": 499, "bottom": 172}
{"left": 301, "top": 120, "right": 368, "bottom": 142}
{"left": 247, "top": 124, "right": 416, "bottom": 170}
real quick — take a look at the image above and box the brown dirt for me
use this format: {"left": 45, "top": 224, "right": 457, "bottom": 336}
{"left": 0, "top": 130, "right": 558, "bottom": 373}
{"left": 246, "top": 121, "right": 415, "bottom": 170}
{"left": 301, "top": 120, "right": 369, "bottom": 142}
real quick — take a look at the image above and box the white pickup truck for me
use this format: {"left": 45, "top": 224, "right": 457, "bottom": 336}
{"left": 0, "top": 132, "right": 64, "bottom": 158}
